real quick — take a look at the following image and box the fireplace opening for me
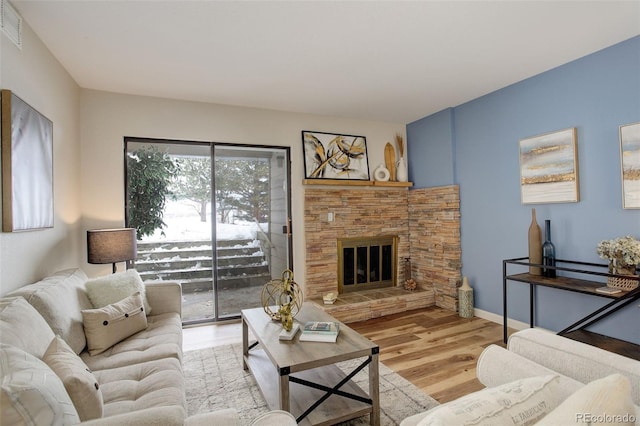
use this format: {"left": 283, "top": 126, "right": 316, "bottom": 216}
{"left": 337, "top": 236, "right": 398, "bottom": 293}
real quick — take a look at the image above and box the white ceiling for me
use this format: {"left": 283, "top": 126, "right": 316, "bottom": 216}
{"left": 10, "top": 1, "right": 640, "bottom": 124}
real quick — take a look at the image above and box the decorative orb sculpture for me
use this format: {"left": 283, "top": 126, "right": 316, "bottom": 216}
{"left": 261, "top": 269, "right": 303, "bottom": 330}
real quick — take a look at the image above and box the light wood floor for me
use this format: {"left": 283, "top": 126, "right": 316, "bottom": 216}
{"left": 182, "top": 306, "right": 508, "bottom": 404}
{"left": 348, "top": 307, "right": 508, "bottom": 403}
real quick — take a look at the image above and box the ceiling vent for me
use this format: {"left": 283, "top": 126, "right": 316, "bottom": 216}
{"left": 1, "top": 0, "right": 22, "bottom": 49}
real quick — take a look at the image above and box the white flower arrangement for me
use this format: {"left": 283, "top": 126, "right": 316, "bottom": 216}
{"left": 596, "top": 236, "right": 640, "bottom": 269}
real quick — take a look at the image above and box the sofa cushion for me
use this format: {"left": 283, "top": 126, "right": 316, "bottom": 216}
{"left": 79, "top": 406, "right": 185, "bottom": 426}
{"left": 86, "top": 269, "right": 151, "bottom": 314}
{"left": 82, "top": 292, "right": 148, "bottom": 356}
{"left": 7, "top": 268, "right": 92, "bottom": 354}
{"left": 537, "top": 374, "right": 635, "bottom": 425}
{"left": 144, "top": 281, "right": 182, "bottom": 316}
{"left": 0, "top": 343, "right": 80, "bottom": 425}
{"left": 249, "top": 410, "right": 298, "bottom": 426}
{"left": 93, "top": 357, "right": 185, "bottom": 417}
{"left": 508, "top": 328, "right": 640, "bottom": 405}
{"left": 476, "top": 344, "right": 584, "bottom": 402}
{"left": 81, "top": 312, "right": 182, "bottom": 371}
{"left": 43, "top": 336, "right": 103, "bottom": 421}
{"left": 185, "top": 409, "right": 240, "bottom": 426}
{"left": 0, "top": 297, "right": 55, "bottom": 358}
{"left": 415, "top": 375, "right": 563, "bottom": 426}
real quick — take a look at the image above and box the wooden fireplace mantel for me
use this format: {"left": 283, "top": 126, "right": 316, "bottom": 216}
{"left": 303, "top": 179, "right": 413, "bottom": 188}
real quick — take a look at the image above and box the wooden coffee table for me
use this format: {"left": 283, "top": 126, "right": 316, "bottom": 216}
{"left": 242, "top": 302, "right": 380, "bottom": 425}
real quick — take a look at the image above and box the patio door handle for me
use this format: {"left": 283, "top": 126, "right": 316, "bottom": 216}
{"left": 282, "top": 217, "right": 292, "bottom": 236}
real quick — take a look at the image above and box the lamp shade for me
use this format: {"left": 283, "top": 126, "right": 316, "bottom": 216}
{"left": 87, "top": 228, "right": 137, "bottom": 265}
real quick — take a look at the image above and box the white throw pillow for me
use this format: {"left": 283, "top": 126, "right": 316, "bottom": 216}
{"left": 0, "top": 343, "right": 80, "bottom": 425}
{"left": 82, "top": 292, "right": 148, "bottom": 356}
{"left": 537, "top": 374, "right": 635, "bottom": 425}
{"left": 416, "top": 375, "right": 562, "bottom": 426}
{"left": 43, "top": 336, "right": 103, "bottom": 421}
{"left": 85, "top": 269, "right": 151, "bottom": 314}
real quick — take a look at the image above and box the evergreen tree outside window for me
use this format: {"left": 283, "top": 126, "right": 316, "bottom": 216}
{"left": 126, "top": 146, "right": 177, "bottom": 239}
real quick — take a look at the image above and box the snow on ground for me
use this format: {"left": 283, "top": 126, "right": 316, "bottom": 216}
{"left": 142, "top": 199, "right": 260, "bottom": 242}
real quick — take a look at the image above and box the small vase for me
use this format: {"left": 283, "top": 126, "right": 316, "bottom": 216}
{"left": 396, "top": 157, "right": 408, "bottom": 182}
{"left": 458, "top": 277, "right": 474, "bottom": 319}
{"left": 373, "top": 164, "right": 390, "bottom": 181}
{"left": 528, "top": 208, "right": 542, "bottom": 275}
{"left": 542, "top": 220, "right": 556, "bottom": 278}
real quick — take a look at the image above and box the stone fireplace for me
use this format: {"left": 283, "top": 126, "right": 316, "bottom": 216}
{"left": 304, "top": 187, "right": 410, "bottom": 300}
{"left": 304, "top": 184, "right": 461, "bottom": 321}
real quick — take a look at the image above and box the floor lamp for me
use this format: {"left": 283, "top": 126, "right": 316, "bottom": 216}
{"left": 87, "top": 228, "right": 137, "bottom": 273}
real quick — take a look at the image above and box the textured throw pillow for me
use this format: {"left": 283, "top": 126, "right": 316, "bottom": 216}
{"left": 43, "top": 336, "right": 103, "bottom": 421}
{"left": 0, "top": 343, "right": 80, "bottom": 425}
{"left": 417, "top": 375, "right": 562, "bottom": 426}
{"left": 537, "top": 374, "right": 635, "bottom": 425}
{"left": 85, "top": 269, "right": 151, "bottom": 314}
{"left": 6, "top": 268, "right": 92, "bottom": 354}
{"left": 0, "top": 297, "right": 56, "bottom": 359}
{"left": 82, "top": 292, "right": 148, "bottom": 356}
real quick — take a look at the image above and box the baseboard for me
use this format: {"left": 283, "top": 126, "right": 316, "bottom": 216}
{"left": 473, "top": 308, "right": 529, "bottom": 331}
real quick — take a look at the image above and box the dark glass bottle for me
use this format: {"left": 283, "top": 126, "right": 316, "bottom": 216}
{"left": 542, "top": 220, "right": 556, "bottom": 278}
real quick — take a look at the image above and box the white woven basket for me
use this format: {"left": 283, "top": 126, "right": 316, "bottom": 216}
{"left": 607, "top": 275, "right": 639, "bottom": 291}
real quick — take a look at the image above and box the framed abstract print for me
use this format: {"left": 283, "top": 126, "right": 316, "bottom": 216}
{"left": 302, "top": 131, "right": 370, "bottom": 180}
{"left": 1, "top": 90, "right": 54, "bottom": 231}
{"left": 519, "top": 128, "right": 579, "bottom": 204}
{"left": 620, "top": 122, "right": 640, "bottom": 209}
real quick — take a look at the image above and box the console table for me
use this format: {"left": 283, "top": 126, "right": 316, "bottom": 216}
{"left": 502, "top": 257, "right": 640, "bottom": 360}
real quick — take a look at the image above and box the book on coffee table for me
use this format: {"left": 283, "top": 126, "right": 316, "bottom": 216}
{"left": 299, "top": 321, "right": 340, "bottom": 342}
{"left": 303, "top": 321, "right": 339, "bottom": 333}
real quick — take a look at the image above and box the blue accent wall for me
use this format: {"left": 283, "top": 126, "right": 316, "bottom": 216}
{"left": 407, "top": 108, "right": 455, "bottom": 187}
{"left": 407, "top": 36, "right": 640, "bottom": 344}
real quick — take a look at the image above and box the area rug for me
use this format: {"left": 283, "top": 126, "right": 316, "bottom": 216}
{"left": 184, "top": 344, "right": 439, "bottom": 425}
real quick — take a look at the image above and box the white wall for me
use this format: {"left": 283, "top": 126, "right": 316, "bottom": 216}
{"left": 80, "top": 90, "right": 404, "bottom": 287}
{"left": 0, "top": 22, "right": 82, "bottom": 294}
{"left": 1, "top": 17, "right": 404, "bottom": 293}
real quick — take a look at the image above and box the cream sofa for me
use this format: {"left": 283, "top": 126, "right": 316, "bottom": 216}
{"left": 402, "top": 328, "right": 640, "bottom": 425}
{"left": 0, "top": 268, "right": 295, "bottom": 426}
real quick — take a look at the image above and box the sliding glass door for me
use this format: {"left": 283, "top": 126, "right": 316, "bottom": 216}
{"left": 212, "top": 145, "right": 292, "bottom": 319}
{"left": 125, "top": 138, "right": 291, "bottom": 323}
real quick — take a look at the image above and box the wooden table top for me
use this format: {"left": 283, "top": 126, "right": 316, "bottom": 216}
{"left": 242, "top": 302, "right": 378, "bottom": 374}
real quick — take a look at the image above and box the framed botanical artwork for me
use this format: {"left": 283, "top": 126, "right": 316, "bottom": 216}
{"left": 620, "top": 122, "right": 640, "bottom": 209}
{"left": 519, "top": 128, "right": 579, "bottom": 204}
{"left": 302, "top": 131, "right": 370, "bottom": 180}
{"left": 1, "top": 90, "right": 54, "bottom": 232}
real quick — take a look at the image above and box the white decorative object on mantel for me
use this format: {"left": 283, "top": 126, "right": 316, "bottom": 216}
{"left": 396, "top": 157, "right": 408, "bottom": 182}
{"left": 395, "top": 133, "right": 408, "bottom": 182}
{"left": 373, "top": 164, "right": 390, "bottom": 182}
